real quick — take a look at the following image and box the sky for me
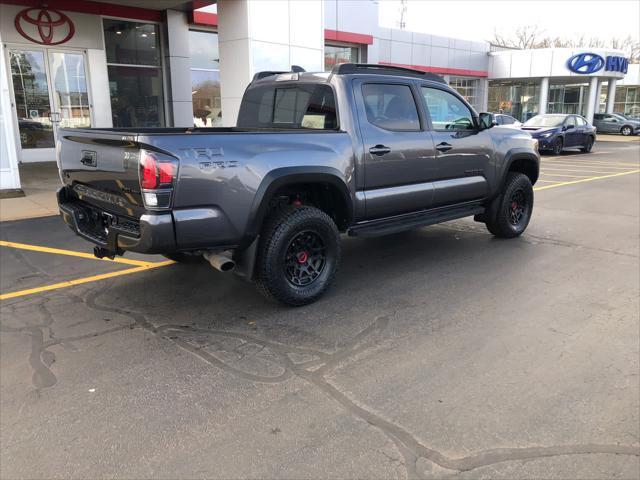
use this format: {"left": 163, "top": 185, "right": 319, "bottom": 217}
{"left": 378, "top": 0, "right": 640, "bottom": 44}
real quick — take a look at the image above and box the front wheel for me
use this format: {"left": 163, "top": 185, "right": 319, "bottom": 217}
{"left": 581, "top": 136, "right": 594, "bottom": 152}
{"left": 256, "top": 206, "right": 341, "bottom": 306}
{"left": 484, "top": 172, "right": 534, "bottom": 238}
{"left": 552, "top": 137, "right": 564, "bottom": 155}
{"left": 621, "top": 126, "right": 633, "bottom": 136}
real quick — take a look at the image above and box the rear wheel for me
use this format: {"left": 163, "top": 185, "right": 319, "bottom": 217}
{"left": 621, "top": 125, "right": 633, "bottom": 136}
{"left": 552, "top": 137, "right": 563, "bottom": 155}
{"left": 484, "top": 172, "right": 534, "bottom": 238}
{"left": 256, "top": 206, "right": 341, "bottom": 306}
{"left": 581, "top": 136, "right": 594, "bottom": 152}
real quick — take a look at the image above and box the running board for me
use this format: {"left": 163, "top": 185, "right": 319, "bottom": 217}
{"left": 348, "top": 204, "right": 484, "bottom": 237}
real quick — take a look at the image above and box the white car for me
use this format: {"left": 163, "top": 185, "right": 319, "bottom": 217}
{"left": 494, "top": 114, "right": 522, "bottom": 128}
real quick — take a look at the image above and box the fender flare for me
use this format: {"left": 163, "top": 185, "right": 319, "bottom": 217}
{"left": 242, "top": 166, "right": 353, "bottom": 243}
{"left": 496, "top": 148, "right": 540, "bottom": 194}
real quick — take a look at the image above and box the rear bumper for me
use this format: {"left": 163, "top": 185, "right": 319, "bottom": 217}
{"left": 57, "top": 187, "right": 176, "bottom": 254}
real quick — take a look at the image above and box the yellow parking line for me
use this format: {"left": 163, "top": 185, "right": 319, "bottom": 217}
{"left": 539, "top": 173, "right": 595, "bottom": 178}
{"left": 540, "top": 167, "right": 634, "bottom": 174}
{"left": 0, "top": 240, "right": 156, "bottom": 267}
{"left": 0, "top": 260, "right": 174, "bottom": 301}
{"left": 543, "top": 159, "right": 639, "bottom": 167}
{"left": 535, "top": 169, "right": 640, "bottom": 191}
{"left": 541, "top": 163, "right": 637, "bottom": 171}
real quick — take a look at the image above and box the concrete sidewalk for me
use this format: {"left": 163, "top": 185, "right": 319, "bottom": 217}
{"left": 0, "top": 162, "right": 61, "bottom": 222}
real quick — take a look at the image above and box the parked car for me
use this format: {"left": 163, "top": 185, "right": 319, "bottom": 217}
{"left": 57, "top": 63, "right": 540, "bottom": 306}
{"left": 593, "top": 113, "right": 640, "bottom": 136}
{"left": 521, "top": 114, "right": 596, "bottom": 155}
{"left": 494, "top": 113, "right": 522, "bottom": 128}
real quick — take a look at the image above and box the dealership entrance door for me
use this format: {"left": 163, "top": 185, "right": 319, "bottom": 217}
{"left": 7, "top": 47, "right": 92, "bottom": 162}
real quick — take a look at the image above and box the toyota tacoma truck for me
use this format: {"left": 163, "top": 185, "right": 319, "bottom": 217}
{"left": 57, "top": 64, "right": 540, "bottom": 306}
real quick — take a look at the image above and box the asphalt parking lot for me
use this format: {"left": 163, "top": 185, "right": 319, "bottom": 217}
{"left": 1, "top": 140, "right": 639, "bottom": 479}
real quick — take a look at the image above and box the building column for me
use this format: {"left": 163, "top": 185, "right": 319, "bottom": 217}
{"left": 585, "top": 76, "right": 599, "bottom": 123}
{"left": 0, "top": 29, "right": 22, "bottom": 192}
{"left": 217, "top": 0, "right": 324, "bottom": 126}
{"left": 605, "top": 78, "right": 618, "bottom": 114}
{"left": 537, "top": 77, "right": 549, "bottom": 115}
{"left": 164, "top": 10, "right": 194, "bottom": 127}
{"left": 594, "top": 79, "right": 604, "bottom": 115}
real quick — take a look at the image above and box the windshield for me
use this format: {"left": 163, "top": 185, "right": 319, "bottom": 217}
{"left": 524, "top": 115, "right": 566, "bottom": 127}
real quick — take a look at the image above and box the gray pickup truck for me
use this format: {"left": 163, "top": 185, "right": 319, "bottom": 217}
{"left": 57, "top": 64, "right": 540, "bottom": 306}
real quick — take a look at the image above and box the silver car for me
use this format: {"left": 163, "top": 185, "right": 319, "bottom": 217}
{"left": 593, "top": 113, "right": 640, "bottom": 136}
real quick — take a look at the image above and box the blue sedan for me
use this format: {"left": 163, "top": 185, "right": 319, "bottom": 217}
{"left": 522, "top": 114, "right": 597, "bottom": 155}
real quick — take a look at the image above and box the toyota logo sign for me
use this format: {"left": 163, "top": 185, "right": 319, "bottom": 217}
{"left": 14, "top": 7, "right": 75, "bottom": 46}
{"left": 567, "top": 53, "right": 605, "bottom": 74}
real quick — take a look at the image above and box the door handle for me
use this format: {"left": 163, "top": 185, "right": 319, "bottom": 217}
{"left": 369, "top": 144, "right": 391, "bottom": 156}
{"left": 436, "top": 142, "right": 453, "bottom": 153}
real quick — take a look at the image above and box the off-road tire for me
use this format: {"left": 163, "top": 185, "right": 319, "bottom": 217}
{"left": 484, "top": 172, "right": 534, "bottom": 238}
{"left": 256, "top": 206, "right": 341, "bottom": 306}
{"left": 580, "top": 136, "right": 594, "bottom": 152}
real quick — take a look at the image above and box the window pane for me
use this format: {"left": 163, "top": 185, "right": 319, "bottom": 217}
{"left": 362, "top": 84, "right": 420, "bottom": 131}
{"left": 422, "top": 87, "right": 474, "bottom": 130}
{"left": 237, "top": 84, "right": 337, "bottom": 129}
{"left": 189, "top": 31, "right": 219, "bottom": 70}
{"left": 108, "top": 66, "right": 165, "bottom": 127}
{"left": 9, "top": 50, "right": 54, "bottom": 148}
{"left": 324, "top": 44, "right": 359, "bottom": 71}
{"left": 103, "top": 19, "right": 160, "bottom": 66}
{"left": 192, "top": 70, "right": 221, "bottom": 127}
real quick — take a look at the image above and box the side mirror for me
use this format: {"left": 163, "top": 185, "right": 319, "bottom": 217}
{"left": 479, "top": 112, "right": 497, "bottom": 130}
{"left": 563, "top": 124, "right": 575, "bottom": 131}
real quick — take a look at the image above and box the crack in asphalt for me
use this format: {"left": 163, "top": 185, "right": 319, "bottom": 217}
{"left": 2, "top": 283, "right": 639, "bottom": 477}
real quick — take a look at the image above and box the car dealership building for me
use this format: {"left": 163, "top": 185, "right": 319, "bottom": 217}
{"left": 1, "top": 0, "right": 638, "bottom": 193}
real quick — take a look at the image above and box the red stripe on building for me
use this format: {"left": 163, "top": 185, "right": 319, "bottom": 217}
{"left": 324, "top": 29, "right": 373, "bottom": 45}
{"left": 191, "top": 11, "right": 218, "bottom": 26}
{"left": 379, "top": 62, "right": 488, "bottom": 78}
{"left": 0, "top": 0, "right": 162, "bottom": 22}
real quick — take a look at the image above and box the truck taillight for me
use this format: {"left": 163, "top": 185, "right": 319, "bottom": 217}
{"left": 139, "top": 150, "right": 177, "bottom": 210}
{"left": 139, "top": 151, "right": 176, "bottom": 189}
{"left": 140, "top": 152, "right": 158, "bottom": 189}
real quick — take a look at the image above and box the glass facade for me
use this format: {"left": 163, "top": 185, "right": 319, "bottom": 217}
{"left": 488, "top": 81, "right": 540, "bottom": 122}
{"left": 547, "top": 84, "right": 586, "bottom": 115}
{"left": 324, "top": 44, "right": 360, "bottom": 71}
{"left": 103, "top": 19, "right": 165, "bottom": 127}
{"left": 189, "top": 30, "right": 221, "bottom": 127}
{"left": 448, "top": 77, "right": 480, "bottom": 111}
{"left": 602, "top": 86, "right": 640, "bottom": 117}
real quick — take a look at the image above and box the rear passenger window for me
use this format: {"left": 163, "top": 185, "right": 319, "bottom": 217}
{"left": 361, "top": 84, "right": 420, "bottom": 131}
{"left": 421, "top": 87, "right": 475, "bottom": 130}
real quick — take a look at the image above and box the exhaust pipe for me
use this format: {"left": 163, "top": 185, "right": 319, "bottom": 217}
{"left": 203, "top": 250, "right": 235, "bottom": 273}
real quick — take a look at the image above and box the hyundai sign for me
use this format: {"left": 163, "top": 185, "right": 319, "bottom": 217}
{"left": 567, "top": 52, "right": 628, "bottom": 74}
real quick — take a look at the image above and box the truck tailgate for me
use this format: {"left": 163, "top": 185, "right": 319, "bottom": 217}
{"left": 58, "top": 129, "right": 145, "bottom": 219}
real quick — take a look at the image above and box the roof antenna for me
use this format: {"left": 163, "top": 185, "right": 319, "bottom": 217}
{"left": 291, "top": 65, "right": 306, "bottom": 73}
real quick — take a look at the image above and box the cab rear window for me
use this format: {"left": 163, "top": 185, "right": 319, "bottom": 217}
{"left": 238, "top": 84, "right": 337, "bottom": 129}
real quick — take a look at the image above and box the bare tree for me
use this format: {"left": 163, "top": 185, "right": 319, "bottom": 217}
{"left": 492, "top": 27, "right": 640, "bottom": 63}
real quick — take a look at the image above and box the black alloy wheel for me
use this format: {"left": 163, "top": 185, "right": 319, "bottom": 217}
{"left": 508, "top": 189, "right": 527, "bottom": 226}
{"left": 284, "top": 230, "right": 327, "bottom": 287}
{"left": 552, "top": 137, "right": 563, "bottom": 155}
